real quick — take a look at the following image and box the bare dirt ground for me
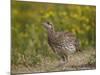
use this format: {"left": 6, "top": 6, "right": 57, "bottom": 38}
{"left": 11, "top": 48, "right": 96, "bottom": 74}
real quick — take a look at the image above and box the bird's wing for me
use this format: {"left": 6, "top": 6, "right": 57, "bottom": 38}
{"left": 55, "top": 31, "right": 76, "bottom": 42}
{"left": 64, "top": 32, "right": 80, "bottom": 51}
{"left": 55, "top": 31, "right": 80, "bottom": 51}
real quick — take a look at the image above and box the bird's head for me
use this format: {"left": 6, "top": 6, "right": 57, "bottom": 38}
{"left": 43, "top": 21, "right": 54, "bottom": 31}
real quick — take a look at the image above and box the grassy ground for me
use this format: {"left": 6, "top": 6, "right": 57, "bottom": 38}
{"left": 11, "top": 48, "right": 96, "bottom": 74}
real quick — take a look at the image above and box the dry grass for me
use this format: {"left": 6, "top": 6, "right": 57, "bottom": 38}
{"left": 11, "top": 48, "right": 96, "bottom": 74}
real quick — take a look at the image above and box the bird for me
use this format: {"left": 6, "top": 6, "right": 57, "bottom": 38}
{"left": 42, "top": 21, "right": 80, "bottom": 64}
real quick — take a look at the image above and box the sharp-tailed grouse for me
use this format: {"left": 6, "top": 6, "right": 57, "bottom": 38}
{"left": 43, "top": 21, "right": 80, "bottom": 64}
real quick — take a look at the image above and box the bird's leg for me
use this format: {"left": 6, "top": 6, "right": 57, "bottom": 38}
{"left": 61, "top": 55, "right": 68, "bottom": 70}
{"left": 55, "top": 55, "right": 68, "bottom": 70}
{"left": 55, "top": 55, "right": 65, "bottom": 68}
{"left": 59, "top": 55, "right": 67, "bottom": 66}
{"left": 61, "top": 56, "right": 66, "bottom": 63}
{"left": 64, "top": 54, "right": 68, "bottom": 63}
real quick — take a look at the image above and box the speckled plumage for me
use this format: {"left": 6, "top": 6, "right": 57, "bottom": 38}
{"left": 43, "top": 21, "right": 80, "bottom": 63}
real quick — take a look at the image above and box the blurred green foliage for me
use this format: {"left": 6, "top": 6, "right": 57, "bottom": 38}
{"left": 11, "top": 1, "right": 96, "bottom": 65}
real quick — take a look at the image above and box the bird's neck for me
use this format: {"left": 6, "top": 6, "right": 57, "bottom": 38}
{"left": 47, "top": 29, "right": 55, "bottom": 38}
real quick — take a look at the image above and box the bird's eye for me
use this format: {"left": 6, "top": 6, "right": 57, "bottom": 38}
{"left": 47, "top": 22, "right": 50, "bottom": 24}
{"left": 46, "top": 21, "right": 52, "bottom": 25}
